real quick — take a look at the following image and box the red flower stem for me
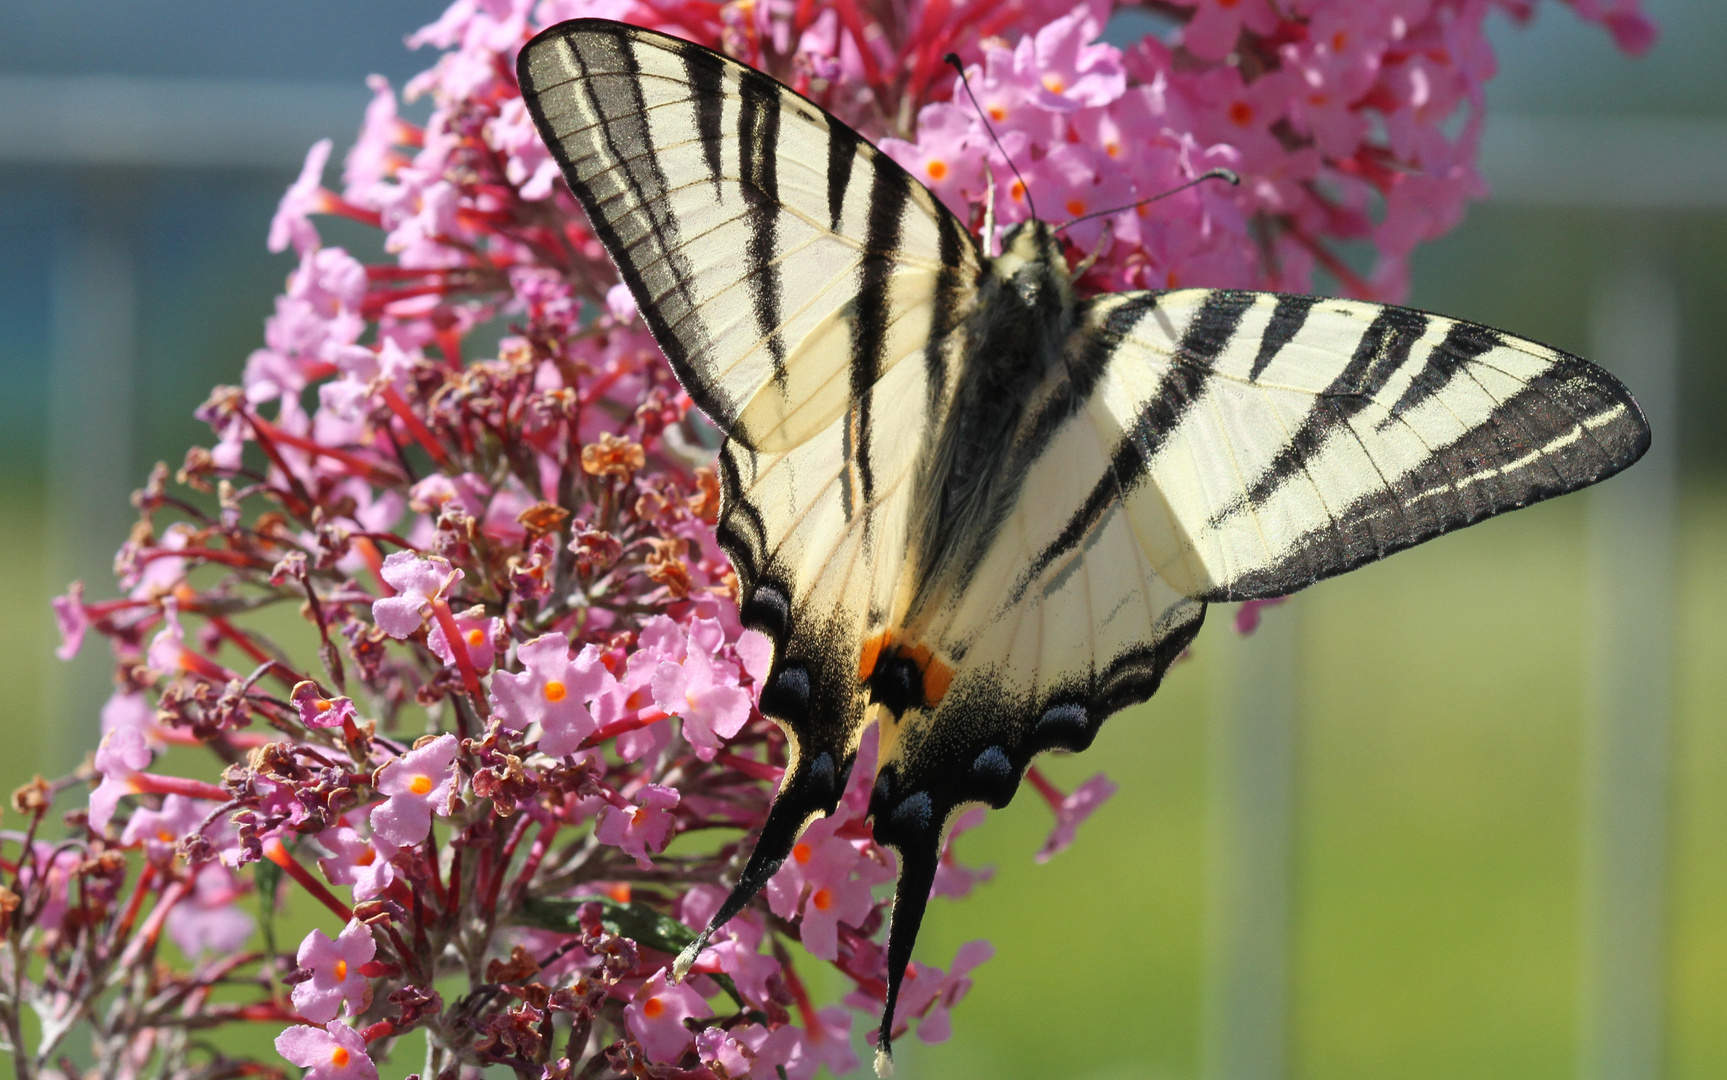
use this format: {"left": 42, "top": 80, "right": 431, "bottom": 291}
{"left": 117, "top": 878, "right": 187, "bottom": 972}
{"left": 436, "top": 327, "right": 464, "bottom": 369}
{"left": 353, "top": 537, "right": 393, "bottom": 597}
{"left": 232, "top": 1002, "right": 306, "bottom": 1023}
{"left": 360, "top": 1020, "right": 396, "bottom": 1044}
{"left": 138, "top": 547, "right": 265, "bottom": 569}
{"left": 714, "top": 750, "right": 783, "bottom": 784}
{"left": 154, "top": 727, "right": 271, "bottom": 750}
{"left": 772, "top": 938, "right": 824, "bottom": 1035}
{"left": 429, "top": 597, "right": 487, "bottom": 718}
{"left": 110, "top": 861, "right": 157, "bottom": 946}
{"left": 167, "top": 644, "right": 239, "bottom": 683}
{"left": 485, "top": 814, "right": 535, "bottom": 913}
{"left": 446, "top": 844, "right": 462, "bottom": 917}
{"left": 379, "top": 386, "right": 452, "bottom": 469}
{"left": 829, "top": 0, "right": 886, "bottom": 94}
{"left": 132, "top": 774, "right": 231, "bottom": 801}
{"left": 1024, "top": 764, "right": 1064, "bottom": 810}
{"left": 323, "top": 195, "right": 383, "bottom": 229}
{"left": 504, "top": 819, "right": 560, "bottom": 914}
{"left": 263, "top": 838, "right": 354, "bottom": 922}
{"left": 579, "top": 710, "right": 670, "bottom": 750}
{"left": 241, "top": 413, "right": 316, "bottom": 518}
{"left": 247, "top": 413, "right": 401, "bottom": 486}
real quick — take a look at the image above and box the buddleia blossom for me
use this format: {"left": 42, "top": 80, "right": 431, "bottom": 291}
{"left": 13, "top": 0, "right": 1649, "bottom": 1077}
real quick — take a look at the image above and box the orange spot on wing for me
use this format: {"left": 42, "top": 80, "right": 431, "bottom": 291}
{"left": 858, "top": 632, "right": 891, "bottom": 682}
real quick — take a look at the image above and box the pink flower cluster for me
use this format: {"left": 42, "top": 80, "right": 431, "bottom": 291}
{"left": 19, "top": 0, "right": 1647, "bottom": 1077}
{"left": 884, "top": 0, "right": 1655, "bottom": 300}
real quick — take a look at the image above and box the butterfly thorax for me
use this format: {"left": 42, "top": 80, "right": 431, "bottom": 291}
{"left": 902, "top": 221, "right": 1076, "bottom": 623}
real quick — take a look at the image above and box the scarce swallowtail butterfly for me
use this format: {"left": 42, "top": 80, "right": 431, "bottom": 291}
{"left": 517, "top": 19, "right": 1650, "bottom": 1072}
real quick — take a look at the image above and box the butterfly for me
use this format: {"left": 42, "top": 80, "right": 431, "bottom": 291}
{"left": 516, "top": 18, "right": 1650, "bottom": 1073}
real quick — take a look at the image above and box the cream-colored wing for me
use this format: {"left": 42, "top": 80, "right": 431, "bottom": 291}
{"left": 518, "top": 19, "right": 979, "bottom": 452}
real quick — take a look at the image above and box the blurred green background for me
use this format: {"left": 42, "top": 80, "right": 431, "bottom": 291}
{"left": 0, "top": 1, "right": 1723, "bottom": 1078}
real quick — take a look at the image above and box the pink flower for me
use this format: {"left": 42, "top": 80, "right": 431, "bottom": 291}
{"left": 1176, "top": 0, "right": 1281, "bottom": 63}
{"left": 371, "top": 552, "right": 462, "bottom": 638}
{"left": 650, "top": 623, "right": 752, "bottom": 759}
{"left": 594, "top": 784, "right": 679, "bottom": 869}
{"left": 931, "top": 807, "right": 995, "bottom": 900}
{"left": 897, "top": 941, "right": 994, "bottom": 1044}
{"left": 624, "top": 969, "right": 708, "bottom": 1064}
{"left": 166, "top": 863, "right": 256, "bottom": 959}
{"left": 1234, "top": 596, "right": 1287, "bottom": 635}
{"left": 696, "top": 1026, "right": 754, "bottom": 1077}
{"left": 51, "top": 581, "right": 87, "bottom": 660}
{"left": 292, "top": 681, "right": 358, "bottom": 729}
{"left": 270, "top": 138, "right": 337, "bottom": 255}
{"left": 766, "top": 810, "right": 893, "bottom": 961}
{"left": 121, "top": 794, "right": 211, "bottom": 863}
{"left": 427, "top": 607, "right": 504, "bottom": 671}
{"left": 102, "top": 689, "right": 164, "bottom": 749}
{"left": 292, "top": 920, "right": 376, "bottom": 1023}
{"left": 369, "top": 733, "right": 459, "bottom": 847}
{"left": 316, "top": 824, "right": 399, "bottom": 901}
{"left": 489, "top": 632, "right": 613, "bottom": 755}
{"left": 1034, "top": 773, "right": 1117, "bottom": 863}
{"left": 275, "top": 1020, "right": 378, "bottom": 1080}
{"left": 788, "top": 1007, "right": 860, "bottom": 1078}
{"left": 344, "top": 75, "right": 407, "bottom": 200}
{"left": 90, "top": 725, "right": 154, "bottom": 832}
{"left": 678, "top": 885, "right": 782, "bottom": 1007}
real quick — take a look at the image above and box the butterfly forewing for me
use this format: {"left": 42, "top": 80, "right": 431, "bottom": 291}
{"left": 518, "top": 20, "right": 978, "bottom": 453}
{"left": 1066, "top": 289, "right": 1651, "bottom": 601}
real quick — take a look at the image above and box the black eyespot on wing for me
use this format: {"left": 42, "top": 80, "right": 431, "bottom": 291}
{"left": 871, "top": 766, "right": 896, "bottom": 813}
{"left": 741, "top": 581, "right": 792, "bottom": 643}
{"left": 805, "top": 750, "right": 837, "bottom": 803}
{"left": 867, "top": 654, "right": 923, "bottom": 719}
{"left": 888, "top": 790, "right": 932, "bottom": 839}
{"left": 760, "top": 662, "right": 811, "bottom": 721}
{"left": 1033, "top": 702, "right": 1091, "bottom": 752}
{"left": 970, "top": 745, "right": 1017, "bottom": 807}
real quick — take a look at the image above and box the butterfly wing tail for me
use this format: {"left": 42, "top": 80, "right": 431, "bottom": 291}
{"left": 672, "top": 746, "right": 855, "bottom": 982}
{"left": 871, "top": 823, "right": 941, "bottom": 1078}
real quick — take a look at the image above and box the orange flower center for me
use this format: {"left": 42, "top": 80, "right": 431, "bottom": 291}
{"left": 1010, "top": 179, "right": 1025, "bottom": 203}
{"left": 988, "top": 105, "right": 1006, "bottom": 122}
{"left": 811, "top": 887, "right": 834, "bottom": 912}
{"left": 409, "top": 775, "right": 433, "bottom": 796}
{"left": 792, "top": 842, "right": 812, "bottom": 864}
{"left": 1065, "top": 199, "right": 1086, "bottom": 217}
{"left": 643, "top": 996, "right": 665, "bottom": 1019}
{"left": 331, "top": 1047, "right": 351, "bottom": 1068}
{"left": 467, "top": 629, "right": 486, "bottom": 646}
{"left": 926, "top": 159, "right": 948, "bottom": 181}
{"left": 1105, "top": 141, "right": 1121, "bottom": 158}
{"left": 157, "top": 829, "right": 175, "bottom": 843}
{"left": 356, "top": 849, "right": 376, "bottom": 866}
{"left": 1332, "top": 31, "right": 1348, "bottom": 51}
{"left": 315, "top": 699, "right": 333, "bottom": 713}
{"left": 1042, "top": 74, "right": 1065, "bottom": 94}
{"left": 335, "top": 960, "right": 348, "bottom": 980}
{"left": 1228, "top": 101, "right": 1255, "bottom": 126}
{"left": 543, "top": 680, "right": 567, "bottom": 703}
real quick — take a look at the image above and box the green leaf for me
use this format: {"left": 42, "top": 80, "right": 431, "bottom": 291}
{"left": 516, "top": 896, "right": 747, "bottom": 1009}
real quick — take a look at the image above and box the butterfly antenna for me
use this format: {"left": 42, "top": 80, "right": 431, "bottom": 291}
{"left": 1052, "top": 167, "right": 1240, "bottom": 235}
{"left": 944, "top": 52, "right": 1039, "bottom": 222}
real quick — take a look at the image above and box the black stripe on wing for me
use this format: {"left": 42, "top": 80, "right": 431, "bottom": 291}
{"left": 1202, "top": 350, "right": 1650, "bottom": 600}
{"left": 1015, "top": 290, "right": 1256, "bottom": 599}
{"left": 519, "top": 24, "right": 730, "bottom": 430}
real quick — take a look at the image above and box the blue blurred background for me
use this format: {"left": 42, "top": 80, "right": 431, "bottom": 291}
{"left": 0, "top": 2, "right": 1722, "bottom": 1078}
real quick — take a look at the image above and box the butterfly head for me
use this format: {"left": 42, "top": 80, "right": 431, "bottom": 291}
{"left": 991, "top": 218, "right": 1074, "bottom": 312}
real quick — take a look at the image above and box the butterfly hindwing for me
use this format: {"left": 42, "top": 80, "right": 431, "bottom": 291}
{"left": 518, "top": 20, "right": 979, "bottom": 453}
